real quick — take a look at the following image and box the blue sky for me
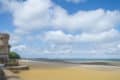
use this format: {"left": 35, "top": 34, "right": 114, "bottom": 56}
{"left": 53, "top": 0, "right": 120, "bottom": 13}
{"left": 0, "top": 0, "right": 120, "bottom": 59}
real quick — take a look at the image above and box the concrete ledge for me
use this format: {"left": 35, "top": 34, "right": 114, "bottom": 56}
{"left": 4, "top": 69, "right": 20, "bottom": 80}
{"left": 6, "top": 65, "right": 29, "bottom": 70}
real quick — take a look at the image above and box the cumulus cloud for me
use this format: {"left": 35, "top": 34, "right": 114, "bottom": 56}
{"left": 1, "top": 0, "right": 120, "bottom": 58}
{"left": 11, "top": 45, "right": 26, "bottom": 51}
{"left": 2, "top": 0, "right": 120, "bottom": 33}
{"left": 43, "top": 29, "right": 120, "bottom": 44}
{"left": 43, "top": 30, "right": 73, "bottom": 43}
{"left": 52, "top": 8, "right": 120, "bottom": 32}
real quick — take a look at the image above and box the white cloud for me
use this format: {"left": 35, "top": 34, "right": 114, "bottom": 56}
{"left": 2, "top": 0, "right": 120, "bottom": 33}
{"left": 77, "top": 29, "right": 120, "bottom": 42}
{"left": 117, "top": 44, "right": 120, "bottom": 48}
{"left": 11, "top": 44, "right": 26, "bottom": 52}
{"left": 9, "top": 34, "right": 22, "bottom": 45}
{"left": 43, "top": 29, "right": 120, "bottom": 43}
{"left": 52, "top": 8, "right": 120, "bottom": 33}
{"left": 1, "top": 0, "right": 120, "bottom": 58}
{"left": 13, "top": 0, "right": 53, "bottom": 31}
{"left": 43, "top": 30, "right": 73, "bottom": 43}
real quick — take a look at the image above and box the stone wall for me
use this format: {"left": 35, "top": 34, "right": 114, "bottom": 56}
{"left": 0, "top": 33, "right": 10, "bottom": 64}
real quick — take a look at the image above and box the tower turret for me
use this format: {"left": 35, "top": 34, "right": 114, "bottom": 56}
{"left": 0, "top": 33, "right": 10, "bottom": 64}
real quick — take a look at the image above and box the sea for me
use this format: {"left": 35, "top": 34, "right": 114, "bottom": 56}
{"left": 24, "top": 58, "right": 120, "bottom": 64}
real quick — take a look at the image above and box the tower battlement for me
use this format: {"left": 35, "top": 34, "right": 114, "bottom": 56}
{"left": 0, "top": 33, "right": 9, "bottom": 45}
{"left": 0, "top": 33, "right": 10, "bottom": 64}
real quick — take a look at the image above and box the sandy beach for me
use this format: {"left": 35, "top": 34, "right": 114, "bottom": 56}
{"left": 12, "top": 60, "right": 120, "bottom": 80}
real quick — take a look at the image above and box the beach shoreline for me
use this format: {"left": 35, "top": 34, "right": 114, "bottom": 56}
{"left": 3, "top": 59, "right": 120, "bottom": 80}
{"left": 19, "top": 59, "right": 120, "bottom": 68}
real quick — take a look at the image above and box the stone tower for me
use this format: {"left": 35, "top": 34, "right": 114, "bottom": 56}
{"left": 0, "top": 33, "right": 10, "bottom": 64}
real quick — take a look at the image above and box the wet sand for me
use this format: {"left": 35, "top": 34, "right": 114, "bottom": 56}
{"left": 18, "top": 60, "right": 120, "bottom": 80}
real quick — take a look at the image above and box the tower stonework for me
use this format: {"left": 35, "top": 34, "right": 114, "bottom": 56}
{"left": 0, "top": 33, "right": 10, "bottom": 64}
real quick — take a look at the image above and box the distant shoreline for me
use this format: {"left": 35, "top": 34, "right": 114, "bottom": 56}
{"left": 19, "top": 59, "right": 120, "bottom": 68}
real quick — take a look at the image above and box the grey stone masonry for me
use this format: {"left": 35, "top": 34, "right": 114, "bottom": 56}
{"left": 0, "top": 33, "right": 10, "bottom": 64}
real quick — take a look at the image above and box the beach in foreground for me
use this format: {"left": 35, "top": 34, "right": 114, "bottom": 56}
{"left": 17, "top": 60, "right": 120, "bottom": 80}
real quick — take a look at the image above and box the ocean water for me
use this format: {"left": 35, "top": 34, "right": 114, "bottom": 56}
{"left": 63, "top": 59, "right": 120, "bottom": 63}
{"left": 27, "top": 58, "right": 120, "bottom": 63}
